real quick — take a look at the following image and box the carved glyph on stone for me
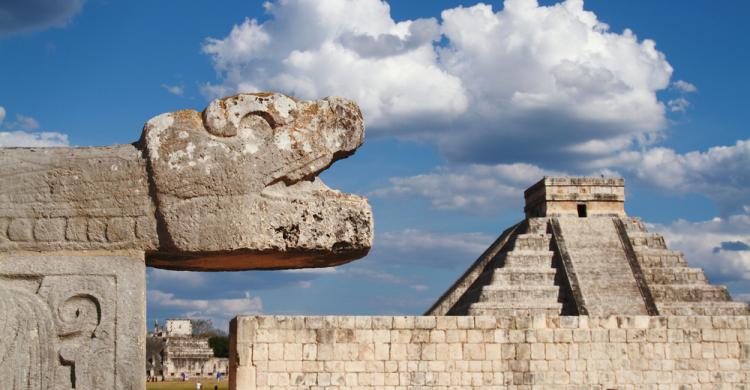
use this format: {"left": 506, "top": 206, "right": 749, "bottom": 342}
{"left": 0, "top": 92, "right": 373, "bottom": 270}
{"left": 0, "top": 252, "right": 145, "bottom": 390}
{"left": 40, "top": 275, "right": 116, "bottom": 389}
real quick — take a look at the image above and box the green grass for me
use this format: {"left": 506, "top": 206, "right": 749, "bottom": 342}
{"left": 146, "top": 380, "right": 228, "bottom": 390}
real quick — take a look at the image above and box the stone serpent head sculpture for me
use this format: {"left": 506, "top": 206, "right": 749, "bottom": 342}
{"left": 0, "top": 93, "right": 373, "bottom": 271}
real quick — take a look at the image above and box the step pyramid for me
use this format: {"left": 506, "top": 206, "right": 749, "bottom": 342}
{"left": 426, "top": 177, "right": 749, "bottom": 317}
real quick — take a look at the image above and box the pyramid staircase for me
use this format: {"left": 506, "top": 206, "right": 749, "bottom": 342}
{"left": 437, "top": 218, "right": 573, "bottom": 316}
{"left": 552, "top": 216, "right": 652, "bottom": 316}
{"left": 429, "top": 215, "right": 750, "bottom": 317}
{"left": 622, "top": 218, "right": 749, "bottom": 316}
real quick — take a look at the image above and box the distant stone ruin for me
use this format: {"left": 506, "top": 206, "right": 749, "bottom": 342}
{"left": 0, "top": 93, "right": 373, "bottom": 390}
{"left": 146, "top": 319, "right": 228, "bottom": 381}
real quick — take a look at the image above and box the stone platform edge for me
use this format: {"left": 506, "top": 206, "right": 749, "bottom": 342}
{"left": 229, "top": 314, "right": 750, "bottom": 389}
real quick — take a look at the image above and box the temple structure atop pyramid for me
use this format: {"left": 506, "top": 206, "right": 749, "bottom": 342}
{"left": 427, "top": 177, "right": 750, "bottom": 317}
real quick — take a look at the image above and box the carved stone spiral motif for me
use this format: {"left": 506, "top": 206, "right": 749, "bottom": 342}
{"left": 0, "top": 275, "right": 116, "bottom": 389}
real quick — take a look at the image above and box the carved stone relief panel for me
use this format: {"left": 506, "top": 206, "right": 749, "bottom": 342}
{"left": 0, "top": 251, "right": 145, "bottom": 390}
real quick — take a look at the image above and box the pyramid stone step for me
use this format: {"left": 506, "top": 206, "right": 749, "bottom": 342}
{"left": 526, "top": 218, "right": 550, "bottom": 234}
{"left": 467, "top": 307, "right": 562, "bottom": 317}
{"left": 503, "top": 251, "right": 555, "bottom": 268}
{"left": 657, "top": 302, "right": 750, "bottom": 316}
{"left": 570, "top": 277, "right": 648, "bottom": 291}
{"left": 621, "top": 217, "right": 647, "bottom": 233}
{"left": 467, "top": 301, "right": 562, "bottom": 317}
{"left": 635, "top": 250, "right": 687, "bottom": 267}
{"left": 643, "top": 267, "right": 707, "bottom": 284}
{"left": 490, "top": 268, "right": 557, "bottom": 285}
{"left": 479, "top": 285, "right": 560, "bottom": 302}
{"left": 649, "top": 284, "right": 730, "bottom": 302}
{"left": 512, "top": 234, "right": 551, "bottom": 251}
{"left": 628, "top": 232, "right": 667, "bottom": 249}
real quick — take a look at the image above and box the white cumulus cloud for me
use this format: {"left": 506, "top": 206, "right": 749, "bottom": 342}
{"left": 672, "top": 80, "right": 697, "bottom": 93}
{"left": 374, "top": 137, "right": 750, "bottom": 218}
{"left": 202, "top": 1, "right": 467, "bottom": 131}
{"left": 379, "top": 229, "right": 494, "bottom": 256}
{"left": 9, "top": 114, "right": 40, "bottom": 130}
{"left": 0, "top": 109, "right": 69, "bottom": 147}
{"left": 161, "top": 83, "right": 184, "bottom": 97}
{"left": 0, "top": 130, "right": 69, "bottom": 147}
{"left": 667, "top": 97, "right": 690, "bottom": 113}
{"left": 651, "top": 214, "right": 750, "bottom": 283}
{"left": 372, "top": 162, "right": 562, "bottom": 213}
{"left": 202, "top": 0, "right": 673, "bottom": 166}
{"left": 620, "top": 139, "right": 750, "bottom": 215}
{"left": 148, "top": 289, "right": 263, "bottom": 329}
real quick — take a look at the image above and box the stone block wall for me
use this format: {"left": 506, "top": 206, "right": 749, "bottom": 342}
{"left": 230, "top": 315, "right": 750, "bottom": 389}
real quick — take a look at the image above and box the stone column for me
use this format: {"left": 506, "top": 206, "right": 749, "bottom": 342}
{"left": 0, "top": 251, "right": 145, "bottom": 390}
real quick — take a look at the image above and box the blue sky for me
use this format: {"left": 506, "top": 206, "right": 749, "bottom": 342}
{"left": 1, "top": 0, "right": 749, "bottom": 329}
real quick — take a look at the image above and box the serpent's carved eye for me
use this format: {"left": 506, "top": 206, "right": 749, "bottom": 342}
{"left": 239, "top": 111, "right": 278, "bottom": 141}
{"left": 245, "top": 111, "right": 278, "bottom": 129}
{"left": 204, "top": 97, "right": 283, "bottom": 137}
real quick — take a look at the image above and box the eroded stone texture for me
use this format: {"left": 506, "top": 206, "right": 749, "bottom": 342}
{"left": 0, "top": 93, "right": 373, "bottom": 270}
{"left": 0, "top": 251, "right": 145, "bottom": 390}
{"left": 524, "top": 176, "right": 625, "bottom": 218}
{"left": 142, "top": 93, "right": 372, "bottom": 270}
{"left": 0, "top": 145, "right": 156, "bottom": 251}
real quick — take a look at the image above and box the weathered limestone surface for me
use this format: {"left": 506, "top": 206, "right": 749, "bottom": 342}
{"left": 524, "top": 177, "right": 625, "bottom": 218}
{"left": 230, "top": 314, "right": 750, "bottom": 389}
{"left": 553, "top": 216, "right": 650, "bottom": 316}
{"left": 0, "top": 251, "right": 145, "bottom": 390}
{"left": 0, "top": 92, "right": 373, "bottom": 271}
{"left": 0, "top": 145, "right": 157, "bottom": 250}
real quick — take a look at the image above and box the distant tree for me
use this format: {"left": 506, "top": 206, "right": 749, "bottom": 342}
{"left": 192, "top": 319, "right": 227, "bottom": 338}
{"left": 208, "top": 336, "right": 229, "bottom": 358}
{"left": 192, "top": 319, "right": 214, "bottom": 336}
{"left": 192, "top": 319, "right": 229, "bottom": 356}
